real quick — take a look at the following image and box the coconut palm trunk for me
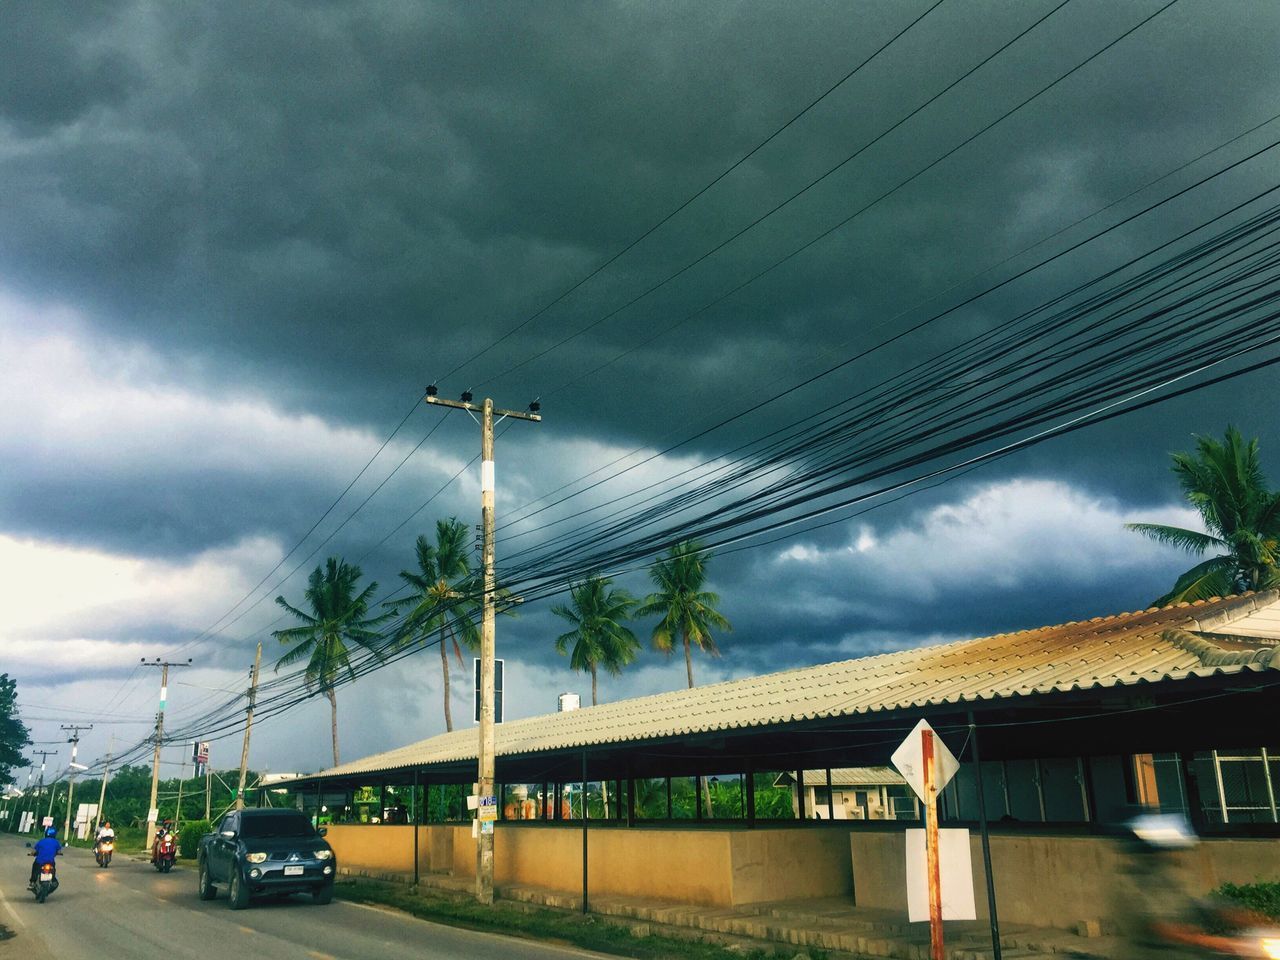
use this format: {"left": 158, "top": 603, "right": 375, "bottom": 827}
{"left": 439, "top": 625, "right": 454, "bottom": 732}
{"left": 327, "top": 687, "right": 340, "bottom": 766}
{"left": 591, "top": 664, "right": 599, "bottom": 706}
{"left": 683, "top": 630, "right": 695, "bottom": 688}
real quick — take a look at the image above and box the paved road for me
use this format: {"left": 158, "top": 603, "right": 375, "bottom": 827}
{"left": 0, "top": 835, "right": 600, "bottom": 960}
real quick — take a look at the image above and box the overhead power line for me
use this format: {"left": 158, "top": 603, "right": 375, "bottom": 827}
{"left": 435, "top": 0, "right": 952, "bottom": 387}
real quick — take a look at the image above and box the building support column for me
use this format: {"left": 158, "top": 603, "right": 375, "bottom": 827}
{"left": 968, "top": 711, "right": 1002, "bottom": 960}
{"left": 413, "top": 769, "right": 420, "bottom": 886}
{"left": 581, "top": 750, "right": 589, "bottom": 915}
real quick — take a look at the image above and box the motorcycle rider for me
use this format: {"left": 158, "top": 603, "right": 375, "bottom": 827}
{"left": 94, "top": 820, "right": 115, "bottom": 861}
{"left": 29, "top": 826, "right": 62, "bottom": 889}
{"left": 1111, "top": 813, "right": 1247, "bottom": 960}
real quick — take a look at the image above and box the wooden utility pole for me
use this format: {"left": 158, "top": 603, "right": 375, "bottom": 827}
{"left": 236, "top": 643, "right": 262, "bottom": 811}
{"left": 142, "top": 657, "right": 191, "bottom": 852}
{"left": 60, "top": 724, "right": 92, "bottom": 840}
{"left": 922, "top": 729, "right": 944, "bottom": 960}
{"left": 423, "top": 386, "right": 541, "bottom": 905}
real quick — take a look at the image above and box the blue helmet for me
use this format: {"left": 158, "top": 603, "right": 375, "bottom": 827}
{"left": 44, "top": 826, "right": 57, "bottom": 838}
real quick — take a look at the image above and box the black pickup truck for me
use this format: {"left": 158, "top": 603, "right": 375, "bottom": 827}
{"left": 197, "top": 809, "right": 336, "bottom": 910}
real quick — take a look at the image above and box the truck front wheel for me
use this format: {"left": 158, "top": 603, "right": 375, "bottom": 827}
{"left": 198, "top": 860, "right": 217, "bottom": 900}
{"left": 227, "top": 869, "right": 249, "bottom": 910}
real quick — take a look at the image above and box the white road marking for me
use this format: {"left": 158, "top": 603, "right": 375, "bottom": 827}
{"left": 0, "top": 883, "right": 24, "bottom": 929}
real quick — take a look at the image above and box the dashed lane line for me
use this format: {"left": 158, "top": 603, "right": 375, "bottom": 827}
{"left": 0, "top": 883, "right": 24, "bottom": 930}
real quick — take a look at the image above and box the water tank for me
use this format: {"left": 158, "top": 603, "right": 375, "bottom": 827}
{"left": 558, "top": 692, "right": 580, "bottom": 712}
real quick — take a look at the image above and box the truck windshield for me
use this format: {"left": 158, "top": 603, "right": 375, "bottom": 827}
{"left": 239, "top": 813, "right": 316, "bottom": 839}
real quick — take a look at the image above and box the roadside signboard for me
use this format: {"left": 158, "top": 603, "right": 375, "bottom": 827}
{"left": 193, "top": 741, "right": 210, "bottom": 776}
{"left": 473, "top": 659, "right": 504, "bottom": 724}
{"left": 891, "top": 719, "right": 959, "bottom": 802}
{"left": 891, "top": 719, "right": 964, "bottom": 960}
{"left": 906, "top": 828, "right": 976, "bottom": 921}
{"left": 477, "top": 794, "right": 498, "bottom": 822}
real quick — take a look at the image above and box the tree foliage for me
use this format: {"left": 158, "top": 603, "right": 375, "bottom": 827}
{"left": 637, "top": 540, "right": 732, "bottom": 688}
{"left": 1128, "top": 427, "right": 1280, "bottom": 605}
{"left": 552, "top": 574, "right": 640, "bottom": 706}
{"left": 273, "top": 557, "right": 389, "bottom": 766}
{"left": 386, "top": 519, "right": 480, "bottom": 732}
{"left": 0, "top": 674, "right": 31, "bottom": 787}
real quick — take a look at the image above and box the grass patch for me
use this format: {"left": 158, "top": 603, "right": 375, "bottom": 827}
{"left": 1216, "top": 882, "right": 1280, "bottom": 922}
{"left": 334, "top": 876, "right": 820, "bottom": 960}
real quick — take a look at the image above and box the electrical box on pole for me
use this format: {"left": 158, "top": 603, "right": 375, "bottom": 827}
{"left": 473, "top": 658, "right": 504, "bottom": 724}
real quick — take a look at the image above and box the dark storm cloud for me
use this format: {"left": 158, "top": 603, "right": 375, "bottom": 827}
{"left": 6, "top": 0, "right": 1276, "bottom": 441}
{"left": 4, "top": 0, "right": 1280, "bottom": 731}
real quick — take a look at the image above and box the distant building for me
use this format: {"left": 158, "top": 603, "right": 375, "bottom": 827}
{"left": 774, "top": 767, "right": 914, "bottom": 820}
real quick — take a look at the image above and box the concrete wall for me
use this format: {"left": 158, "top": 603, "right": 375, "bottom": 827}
{"left": 329, "top": 823, "right": 856, "bottom": 906}
{"left": 850, "top": 830, "right": 1280, "bottom": 931}
{"left": 729, "top": 828, "right": 853, "bottom": 903}
{"left": 325, "top": 824, "right": 428, "bottom": 878}
{"left": 328, "top": 822, "right": 1280, "bottom": 922}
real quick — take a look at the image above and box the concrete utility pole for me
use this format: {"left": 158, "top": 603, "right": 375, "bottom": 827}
{"left": 423, "top": 386, "right": 541, "bottom": 905}
{"left": 9, "top": 767, "right": 32, "bottom": 833}
{"left": 142, "top": 657, "right": 191, "bottom": 852}
{"left": 94, "top": 737, "right": 114, "bottom": 837}
{"left": 60, "top": 724, "right": 92, "bottom": 840}
{"left": 235, "top": 643, "right": 262, "bottom": 811}
{"left": 24, "top": 750, "right": 56, "bottom": 833}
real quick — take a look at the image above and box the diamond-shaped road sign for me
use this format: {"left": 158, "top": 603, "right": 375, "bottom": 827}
{"left": 890, "top": 719, "right": 960, "bottom": 802}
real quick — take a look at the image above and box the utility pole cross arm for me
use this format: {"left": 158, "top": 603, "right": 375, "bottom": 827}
{"left": 423, "top": 394, "right": 542, "bottom": 421}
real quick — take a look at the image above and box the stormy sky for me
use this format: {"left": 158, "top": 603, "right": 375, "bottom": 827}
{"left": 4, "top": 0, "right": 1280, "bottom": 780}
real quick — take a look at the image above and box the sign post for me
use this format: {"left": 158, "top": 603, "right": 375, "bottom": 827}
{"left": 923, "top": 729, "right": 944, "bottom": 960}
{"left": 892, "top": 719, "right": 963, "bottom": 960}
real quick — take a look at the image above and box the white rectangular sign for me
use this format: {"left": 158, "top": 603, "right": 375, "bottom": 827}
{"left": 905, "top": 828, "right": 976, "bottom": 921}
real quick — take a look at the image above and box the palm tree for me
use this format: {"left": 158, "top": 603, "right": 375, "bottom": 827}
{"left": 273, "top": 557, "right": 389, "bottom": 766}
{"left": 1127, "top": 427, "right": 1280, "bottom": 605}
{"left": 552, "top": 575, "right": 641, "bottom": 706}
{"left": 637, "top": 540, "right": 732, "bottom": 688}
{"left": 386, "top": 518, "right": 480, "bottom": 732}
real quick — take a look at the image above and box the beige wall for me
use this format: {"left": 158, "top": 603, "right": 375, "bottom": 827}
{"left": 330, "top": 822, "right": 857, "bottom": 906}
{"left": 850, "top": 831, "right": 1280, "bottom": 931}
{"left": 729, "top": 828, "right": 853, "bottom": 903}
{"left": 328, "top": 822, "right": 1280, "bottom": 923}
{"left": 325, "top": 824, "right": 428, "bottom": 877}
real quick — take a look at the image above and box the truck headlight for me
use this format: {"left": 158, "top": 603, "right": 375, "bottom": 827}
{"left": 313, "top": 849, "right": 333, "bottom": 860}
{"left": 245, "top": 852, "right": 267, "bottom": 864}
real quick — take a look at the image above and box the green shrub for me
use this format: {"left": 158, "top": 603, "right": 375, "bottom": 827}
{"left": 1216, "top": 882, "right": 1280, "bottom": 921}
{"left": 178, "top": 820, "right": 211, "bottom": 859}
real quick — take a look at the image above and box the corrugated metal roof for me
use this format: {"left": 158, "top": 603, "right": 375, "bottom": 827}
{"left": 313, "top": 591, "right": 1280, "bottom": 780}
{"left": 774, "top": 767, "right": 906, "bottom": 787}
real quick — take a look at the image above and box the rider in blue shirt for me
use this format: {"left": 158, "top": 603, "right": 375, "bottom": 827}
{"left": 30, "top": 827, "right": 62, "bottom": 887}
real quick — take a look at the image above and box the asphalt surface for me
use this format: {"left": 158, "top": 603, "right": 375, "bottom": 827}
{"left": 0, "top": 835, "right": 603, "bottom": 960}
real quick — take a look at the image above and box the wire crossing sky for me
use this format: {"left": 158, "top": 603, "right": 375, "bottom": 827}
{"left": 5, "top": 0, "right": 1280, "bottom": 774}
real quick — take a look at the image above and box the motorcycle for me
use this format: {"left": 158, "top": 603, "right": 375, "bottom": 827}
{"left": 1168, "top": 925, "right": 1280, "bottom": 959}
{"left": 94, "top": 837, "right": 114, "bottom": 868}
{"left": 152, "top": 831, "right": 176, "bottom": 872}
{"left": 30, "top": 858, "right": 58, "bottom": 903}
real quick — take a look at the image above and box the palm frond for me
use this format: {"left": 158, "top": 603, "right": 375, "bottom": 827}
{"left": 1151, "top": 555, "right": 1238, "bottom": 606}
{"left": 1124, "top": 523, "right": 1223, "bottom": 555}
